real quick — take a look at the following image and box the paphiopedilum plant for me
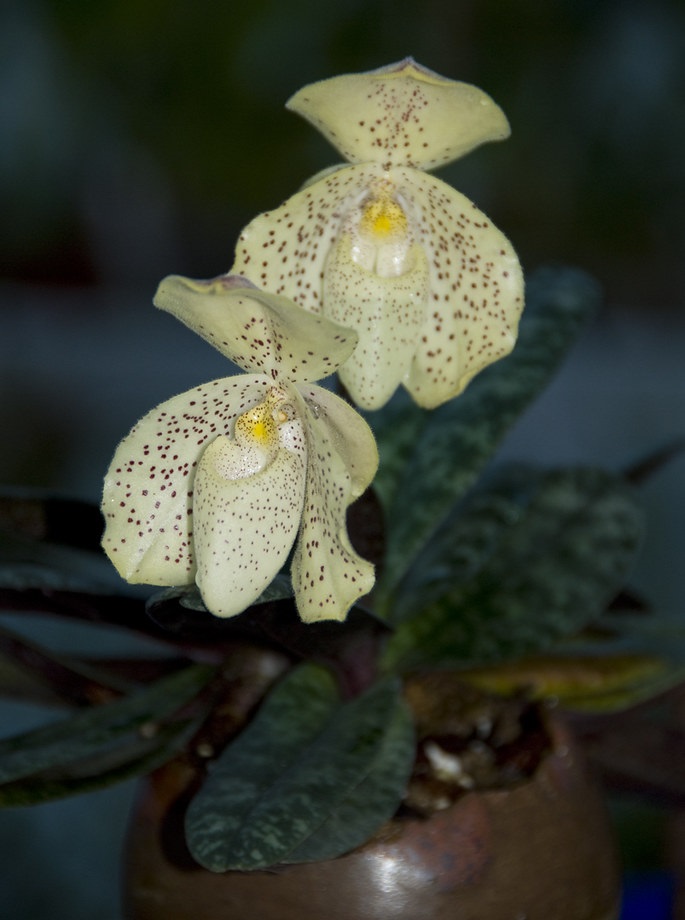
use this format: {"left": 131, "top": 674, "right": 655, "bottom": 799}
{"left": 0, "top": 59, "right": 682, "bottom": 877}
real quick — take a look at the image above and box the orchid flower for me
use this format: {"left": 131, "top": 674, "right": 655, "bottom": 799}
{"left": 229, "top": 58, "right": 524, "bottom": 410}
{"left": 101, "top": 276, "right": 378, "bottom": 623}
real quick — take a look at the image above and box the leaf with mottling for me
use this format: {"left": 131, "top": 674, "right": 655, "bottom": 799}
{"left": 374, "top": 266, "right": 601, "bottom": 611}
{"left": 382, "top": 467, "right": 643, "bottom": 672}
{"left": 281, "top": 693, "right": 414, "bottom": 863}
{"left": 0, "top": 717, "right": 202, "bottom": 807}
{"left": 0, "top": 664, "right": 214, "bottom": 787}
{"left": 185, "top": 664, "right": 413, "bottom": 871}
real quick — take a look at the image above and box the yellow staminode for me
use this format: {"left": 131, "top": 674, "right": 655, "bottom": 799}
{"left": 360, "top": 195, "right": 408, "bottom": 240}
{"left": 235, "top": 390, "right": 288, "bottom": 448}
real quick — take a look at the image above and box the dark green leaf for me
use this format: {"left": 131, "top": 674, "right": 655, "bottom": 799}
{"left": 281, "top": 694, "right": 414, "bottom": 863}
{"left": 0, "top": 529, "right": 123, "bottom": 595}
{"left": 382, "top": 467, "right": 643, "bottom": 671}
{"left": 391, "top": 464, "right": 542, "bottom": 624}
{"left": 0, "top": 491, "right": 122, "bottom": 595}
{"left": 185, "top": 664, "right": 413, "bottom": 871}
{"left": 373, "top": 266, "right": 601, "bottom": 610}
{"left": 0, "top": 664, "right": 214, "bottom": 786}
{"left": 0, "top": 621, "right": 139, "bottom": 706}
{"left": 0, "top": 717, "right": 202, "bottom": 806}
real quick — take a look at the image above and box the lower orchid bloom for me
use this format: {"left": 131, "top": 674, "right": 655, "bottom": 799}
{"left": 229, "top": 58, "right": 524, "bottom": 411}
{"left": 101, "top": 276, "right": 378, "bottom": 623}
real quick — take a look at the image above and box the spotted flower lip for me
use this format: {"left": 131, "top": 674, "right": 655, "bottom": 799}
{"left": 101, "top": 276, "right": 378, "bottom": 623}
{"left": 230, "top": 58, "right": 524, "bottom": 411}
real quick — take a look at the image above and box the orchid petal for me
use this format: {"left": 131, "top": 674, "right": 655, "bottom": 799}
{"left": 154, "top": 275, "right": 357, "bottom": 383}
{"left": 398, "top": 168, "right": 524, "bottom": 408}
{"left": 193, "top": 387, "right": 307, "bottom": 618}
{"left": 286, "top": 58, "right": 510, "bottom": 171}
{"left": 290, "top": 389, "right": 377, "bottom": 622}
{"left": 297, "top": 384, "right": 378, "bottom": 496}
{"left": 231, "top": 163, "right": 379, "bottom": 316}
{"left": 101, "top": 374, "right": 270, "bottom": 586}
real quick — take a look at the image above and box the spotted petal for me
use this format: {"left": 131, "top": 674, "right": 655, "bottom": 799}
{"left": 231, "top": 163, "right": 378, "bottom": 316}
{"left": 290, "top": 387, "right": 377, "bottom": 623}
{"left": 101, "top": 374, "right": 271, "bottom": 586}
{"left": 398, "top": 168, "right": 524, "bottom": 408}
{"left": 297, "top": 384, "right": 378, "bottom": 497}
{"left": 154, "top": 274, "right": 357, "bottom": 383}
{"left": 286, "top": 58, "right": 510, "bottom": 171}
{"left": 193, "top": 401, "right": 307, "bottom": 619}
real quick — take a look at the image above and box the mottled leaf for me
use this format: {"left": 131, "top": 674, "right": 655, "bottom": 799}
{"left": 382, "top": 467, "right": 643, "bottom": 671}
{"left": 373, "top": 266, "right": 601, "bottom": 610}
{"left": 0, "top": 717, "right": 202, "bottom": 806}
{"left": 281, "top": 694, "right": 414, "bottom": 863}
{"left": 0, "top": 664, "right": 214, "bottom": 786}
{"left": 185, "top": 664, "right": 413, "bottom": 871}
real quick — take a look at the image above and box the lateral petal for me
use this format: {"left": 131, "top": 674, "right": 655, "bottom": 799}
{"left": 400, "top": 168, "right": 524, "bottom": 408}
{"left": 101, "top": 374, "right": 270, "bottom": 586}
{"left": 286, "top": 58, "right": 510, "bottom": 171}
{"left": 297, "top": 383, "right": 379, "bottom": 497}
{"left": 230, "top": 163, "right": 379, "bottom": 316}
{"left": 290, "top": 390, "right": 376, "bottom": 623}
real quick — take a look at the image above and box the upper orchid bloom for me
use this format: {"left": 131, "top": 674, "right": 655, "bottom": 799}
{"left": 229, "top": 58, "right": 524, "bottom": 411}
{"left": 101, "top": 275, "right": 378, "bottom": 623}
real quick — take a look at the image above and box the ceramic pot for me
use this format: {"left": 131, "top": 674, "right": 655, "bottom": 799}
{"left": 123, "top": 679, "right": 620, "bottom": 920}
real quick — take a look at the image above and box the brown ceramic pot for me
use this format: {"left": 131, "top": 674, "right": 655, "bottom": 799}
{"left": 123, "top": 677, "right": 621, "bottom": 920}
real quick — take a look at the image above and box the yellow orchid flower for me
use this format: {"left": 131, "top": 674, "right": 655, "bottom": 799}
{"left": 101, "top": 276, "right": 378, "bottom": 623}
{"left": 230, "top": 58, "right": 524, "bottom": 410}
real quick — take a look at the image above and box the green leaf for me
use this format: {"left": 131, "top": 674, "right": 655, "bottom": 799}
{"left": 0, "top": 717, "right": 202, "bottom": 806}
{"left": 0, "top": 490, "right": 124, "bottom": 596}
{"left": 281, "top": 692, "right": 414, "bottom": 863}
{"left": 373, "top": 266, "right": 601, "bottom": 610}
{"left": 0, "top": 530, "right": 126, "bottom": 595}
{"left": 0, "top": 664, "right": 214, "bottom": 787}
{"left": 185, "top": 664, "right": 414, "bottom": 871}
{"left": 382, "top": 467, "right": 643, "bottom": 672}
{"left": 391, "top": 464, "right": 541, "bottom": 624}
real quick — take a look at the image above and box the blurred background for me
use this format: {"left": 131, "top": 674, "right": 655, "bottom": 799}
{"left": 1, "top": 0, "right": 683, "bottom": 917}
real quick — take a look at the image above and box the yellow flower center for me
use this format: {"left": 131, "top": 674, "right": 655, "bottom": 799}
{"left": 359, "top": 195, "right": 408, "bottom": 240}
{"left": 348, "top": 187, "right": 416, "bottom": 279}
{"left": 236, "top": 407, "right": 277, "bottom": 447}
{"left": 234, "top": 387, "right": 291, "bottom": 450}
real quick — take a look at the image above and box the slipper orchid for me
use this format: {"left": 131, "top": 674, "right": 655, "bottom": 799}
{"left": 230, "top": 58, "right": 524, "bottom": 410}
{"left": 101, "top": 275, "right": 378, "bottom": 622}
